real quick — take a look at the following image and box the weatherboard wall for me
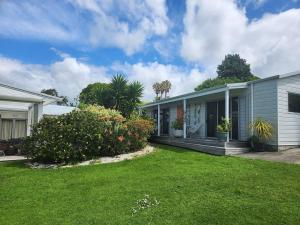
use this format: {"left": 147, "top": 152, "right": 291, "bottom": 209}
{"left": 277, "top": 74, "right": 300, "bottom": 146}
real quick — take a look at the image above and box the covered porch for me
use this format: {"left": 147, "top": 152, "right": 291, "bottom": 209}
{"left": 141, "top": 84, "right": 250, "bottom": 155}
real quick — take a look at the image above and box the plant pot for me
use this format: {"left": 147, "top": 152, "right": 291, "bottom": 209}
{"left": 217, "top": 132, "right": 228, "bottom": 141}
{"left": 174, "top": 129, "right": 183, "bottom": 138}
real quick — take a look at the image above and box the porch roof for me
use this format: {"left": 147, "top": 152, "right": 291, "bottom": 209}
{"left": 0, "top": 83, "right": 62, "bottom": 108}
{"left": 140, "top": 82, "right": 247, "bottom": 108}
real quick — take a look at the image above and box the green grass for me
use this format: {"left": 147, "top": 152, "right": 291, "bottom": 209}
{"left": 1, "top": 145, "right": 300, "bottom": 225}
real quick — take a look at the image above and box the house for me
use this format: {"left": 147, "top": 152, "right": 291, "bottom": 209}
{"left": 0, "top": 83, "right": 75, "bottom": 140}
{"left": 140, "top": 71, "right": 300, "bottom": 155}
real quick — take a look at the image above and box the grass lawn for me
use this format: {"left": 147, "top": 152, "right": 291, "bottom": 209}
{"left": 1, "top": 145, "right": 300, "bottom": 225}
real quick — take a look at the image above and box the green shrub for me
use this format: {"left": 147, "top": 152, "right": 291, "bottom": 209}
{"left": 171, "top": 119, "right": 183, "bottom": 130}
{"left": 125, "top": 117, "right": 154, "bottom": 151}
{"left": 23, "top": 111, "right": 105, "bottom": 163}
{"left": 22, "top": 105, "right": 154, "bottom": 164}
{"left": 216, "top": 118, "right": 231, "bottom": 133}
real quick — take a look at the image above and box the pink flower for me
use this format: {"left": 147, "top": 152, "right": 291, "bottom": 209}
{"left": 117, "top": 136, "right": 125, "bottom": 142}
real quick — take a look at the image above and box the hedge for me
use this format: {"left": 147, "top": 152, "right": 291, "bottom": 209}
{"left": 22, "top": 106, "right": 154, "bottom": 164}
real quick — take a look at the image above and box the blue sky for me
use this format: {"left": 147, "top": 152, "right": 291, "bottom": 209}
{"left": 0, "top": 0, "right": 300, "bottom": 101}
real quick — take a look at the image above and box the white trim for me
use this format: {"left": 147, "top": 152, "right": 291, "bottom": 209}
{"left": 183, "top": 99, "right": 187, "bottom": 139}
{"left": 0, "top": 95, "right": 43, "bottom": 103}
{"left": 0, "top": 83, "right": 62, "bottom": 101}
{"left": 225, "top": 89, "right": 230, "bottom": 142}
{"left": 141, "top": 87, "right": 228, "bottom": 108}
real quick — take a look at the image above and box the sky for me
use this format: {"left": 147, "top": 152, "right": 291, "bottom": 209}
{"left": 0, "top": 0, "right": 300, "bottom": 102}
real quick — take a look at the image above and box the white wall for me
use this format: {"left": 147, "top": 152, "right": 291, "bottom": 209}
{"left": 251, "top": 79, "right": 278, "bottom": 145}
{"left": 277, "top": 74, "right": 300, "bottom": 146}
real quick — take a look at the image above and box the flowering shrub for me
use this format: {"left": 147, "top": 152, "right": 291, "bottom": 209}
{"left": 22, "top": 105, "right": 154, "bottom": 164}
{"left": 125, "top": 117, "right": 154, "bottom": 151}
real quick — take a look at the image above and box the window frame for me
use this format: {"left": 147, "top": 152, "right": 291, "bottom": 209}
{"left": 288, "top": 92, "right": 300, "bottom": 113}
{"left": 0, "top": 118, "right": 27, "bottom": 140}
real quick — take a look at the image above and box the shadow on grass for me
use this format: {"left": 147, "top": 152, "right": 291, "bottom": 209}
{"left": 151, "top": 143, "right": 196, "bottom": 154}
{"left": 0, "top": 160, "right": 29, "bottom": 169}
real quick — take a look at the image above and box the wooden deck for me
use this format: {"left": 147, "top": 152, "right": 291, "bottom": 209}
{"left": 150, "top": 136, "right": 250, "bottom": 155}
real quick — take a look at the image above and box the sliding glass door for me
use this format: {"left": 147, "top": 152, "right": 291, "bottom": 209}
{"left": 206, "top": 97, "right": 239, "bottom": 140}
{"left": 206, "top": 102, "right": 218, "bottom": 137}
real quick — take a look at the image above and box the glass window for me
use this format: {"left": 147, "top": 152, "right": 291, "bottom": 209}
{"left": 288, "top": 93, "right": 300, "bottom": 113}
{"left": 14, "top": 120, "right": 27, "bottom": 138}
{"left": 1, "top": 119, "right": 13, "bottom": 140}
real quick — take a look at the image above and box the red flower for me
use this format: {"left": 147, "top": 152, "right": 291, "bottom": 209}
{"left": 117, "top": 135, "right": 125, "bottom": 142}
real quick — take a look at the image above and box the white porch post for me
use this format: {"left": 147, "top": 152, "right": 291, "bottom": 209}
{"left": 225, "top": 89, "right": 230, "bottom": 142}
{"left": 27, "top": 105, "right": 33, "bottom": 136}
{"left": 250, "top": 83, "right": 254, "bottom": 136}
{"left": 183, "top": 99, "right": 187, "bottom": 139}
{"left": 37, "top": 103, "right": 43, "bottom": 122}
{"left": 157, "top": 104, "right": 161, "bottom": 136}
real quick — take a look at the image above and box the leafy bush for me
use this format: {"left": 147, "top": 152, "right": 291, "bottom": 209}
{"left": 249, "top": 118, "right": 274, "bottom": 151}
{"left": 171, "top": 119, "right": 183, "bottom": 130}
{"left": 22, "top": 105, "right": 154, "bottom": 164}
{"left": 125, "top": 117, "right": 154, "bottom": 151}
{"left": 249, "top": 118, "right": 273, "bottom": 143}
{"left": 216, "top": 118, "right": 231, "bottom": 133}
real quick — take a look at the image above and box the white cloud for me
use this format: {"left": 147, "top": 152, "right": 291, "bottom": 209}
{"left": 0, "top": 1, "right": 80, "bottom": 42}
{"left": 112, "top": 62, "right": 209, "bottom": 101}
{"left": 181, "top": 0, "right": 300, "bottom": 76}
{"left": 0, "top": 56, "right": 110, "bottom": 100}
{"left": 0, "top": 0, "right": 169, "bottom": 55}
{"left": 0, "top": 55, "right": 208, "bottom": 102}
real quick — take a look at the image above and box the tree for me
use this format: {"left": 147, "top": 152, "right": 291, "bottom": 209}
{"left": 41, "top": 88, "right": 58, "bottom": 97}
{"left": 162, "top": 80, "right": 171, "bottom": 98}
{"left": 217, "top": 54, "right": 253, "bottom": 81}
{"left": 79, "top": 83, "right": 111, "bottom": 107}
{"left": 152, "top": 80, "right": 172, "bottom": 100}
{"left": 195, "top": 54, "right": 260, "bottom": 91}
{"left": 125, "top": 81, "right": 144, "bottom": 117}
{"left": 110, "top": 74, "right": 128, "bottom": 112}
{"left": 152, "top": 82, "right": 160, "bottom": 98}
{"left": 41, "top": 88, "right": 68, "bottom": 106}
{"left": 79, "top": 75, "right": 143, "bottom": 117}
{"left": 195, "top": 75, "right": 259, "bottom": 92}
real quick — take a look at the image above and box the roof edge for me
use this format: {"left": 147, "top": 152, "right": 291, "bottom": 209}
{"left": 0, "top": 83, "right": 62, "bottom": 101}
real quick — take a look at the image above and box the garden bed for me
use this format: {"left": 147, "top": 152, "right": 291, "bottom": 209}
{"left": 26, "top": 145, "right": 154, "bottom": 169}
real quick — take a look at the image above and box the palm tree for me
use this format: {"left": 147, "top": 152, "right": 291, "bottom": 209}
{"left": 159, "top": 82, "right": 165, "bottom": 99}
{"left": 126, "top": 81, "right": 144, "bottom": 117}
{"left": 152, "top": 82, "right": 160, "bottom": 98}
{"left": 111, "top": 74, "right": 128, "bottom": 111}
{"left": 162, "top": 80, "right": 171, "bottom": 98}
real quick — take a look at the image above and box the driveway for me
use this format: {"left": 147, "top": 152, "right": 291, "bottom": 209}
{"left": 0, "top": 155, "right": 26, "bottom": 162}
{"left": 237, "top": 148, "right": 300, "bottom": 164}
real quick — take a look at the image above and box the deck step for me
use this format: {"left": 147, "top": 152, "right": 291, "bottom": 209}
{"left": 225, "top": 147, "right": 251, "bottom": 155}
{"left": 154, "top": 139, "right": 225, "bottom": 155}
{"left": 151, "top": 136, "right": 249, "bottom": 155}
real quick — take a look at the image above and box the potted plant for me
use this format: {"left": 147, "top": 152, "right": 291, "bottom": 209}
{"left": 216, "top": 118, "right": 231, "bottom": 141}
{"left": 249, "top": 118, "right": 273, "bottom": 151}
{"left": 172, "top": 119, "right": 183, "bottom": 138}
